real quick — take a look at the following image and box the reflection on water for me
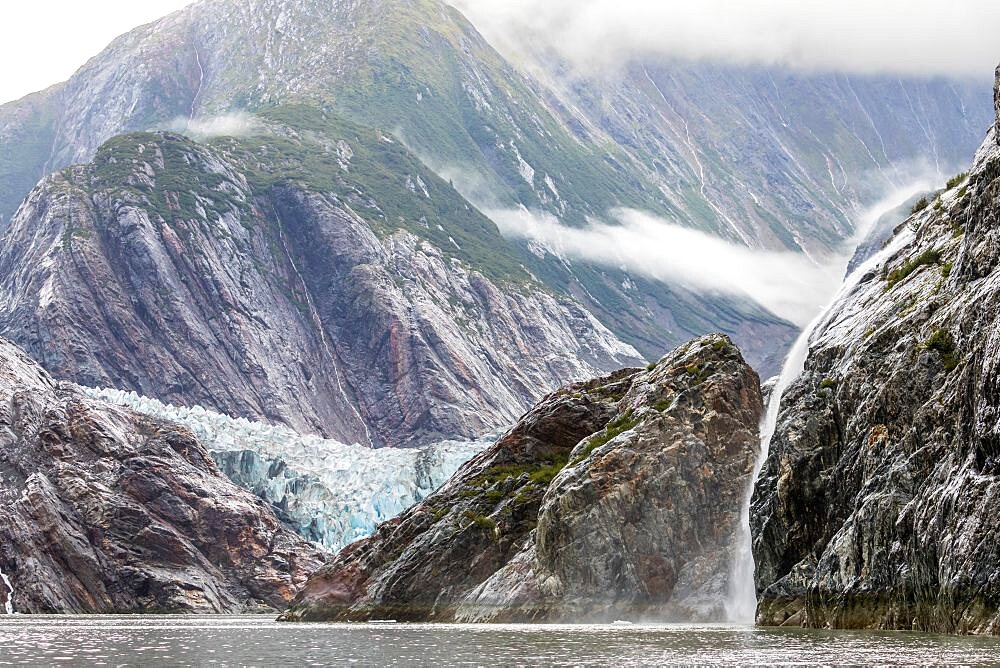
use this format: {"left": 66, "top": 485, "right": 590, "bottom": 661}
{"left": 0, "top": 616, "right": 999, "bottom": 666}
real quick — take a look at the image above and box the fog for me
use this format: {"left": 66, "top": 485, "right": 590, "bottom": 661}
{"left": 162, "top": 112, "right": 263, "bottom": 139}
{"left": 451, "top": 0, "right": 999, "bottom": 79}
{"left": 477, "top": 174, "right": 934, "bottom": 327}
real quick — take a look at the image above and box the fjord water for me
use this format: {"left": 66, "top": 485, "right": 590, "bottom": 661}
{"left": 2, "top": 616, "right": 1000, "bottom": 666}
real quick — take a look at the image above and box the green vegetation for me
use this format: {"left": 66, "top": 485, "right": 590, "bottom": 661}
{"left": 942, "top": 262, "right": 954, "bottom": 279}
{"left": 819, "top": 378, "right": 838, "bottom": 390}
{"left": 922, "top": 328, "right": 959, "bottom": 371}
{"left": 466, "top": 453, "right": 571, "bottom": 493}
{"left": 946, "top": 172, "right": 969, "bottom": 190}
{"left": 885, "top": 248, "right": 941, "bottom": 289}
{"left": 461, "top": 510, "right": 497, "bottom": 534}
{"left": 654, "top": 398, "right": 672, "bottom": 412}
{"left": 60, "top": 225, "right": 93, "bottom": 252}
{"left": 573, "top": 411, "right": 639, "bottom": 463}
{"left": 87, "top": 105, "right": 538, "bottom": 284}
{"left": 910, "top": 197, "right": 929, "bottom": 214}
{"left": 92, "top": 133, "right": 248, "bottom": 228}
{"left": 216, "top": 105, "right": 533, "bottom": 283}
{"left": 646, "top": 363, "right": 657, "bottom": 371}
{"left": 684, "top": 362, "right": 713, "bottom": 385}
{"left": 0, "top": 89, "right": 59, "bottom": 226}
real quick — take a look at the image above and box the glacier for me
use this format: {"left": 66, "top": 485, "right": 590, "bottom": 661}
{"left": 81, "top": 387, "right": 494, "bottom": 552}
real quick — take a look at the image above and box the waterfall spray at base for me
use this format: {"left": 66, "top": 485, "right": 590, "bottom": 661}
{"left": 723, "top": 185, "right": 926, "bottom": 623}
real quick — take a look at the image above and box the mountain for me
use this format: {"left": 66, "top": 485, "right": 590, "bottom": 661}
{"left": 751, "top": 71, "right": 1000, "bottom": 634}
{"left": 0, "top": 0, "right": 990, "bottom": 447}
{"left": 0, "top": 116, "right": 646, "bottom": 447}
{"left": 280, "top": 334, "right": 761, "bottom": 622}
{"left": 0, "top": 0, "right": 990, "bottom": 248}
{"left": 503, "top": 51, "right": 991, "bottom": 255}
{"left": 0, "top": 335, "right": 323, "bottom": 614}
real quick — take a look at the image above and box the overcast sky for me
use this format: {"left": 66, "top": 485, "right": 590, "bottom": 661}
{"left": 454, "top": 0, "right": 999, "bottom": 79}
{"left": 0, "top": 0, "right": 193, "bottom": 105}
{"left": 2, "top": 0, "right": 998, "bottom": 105}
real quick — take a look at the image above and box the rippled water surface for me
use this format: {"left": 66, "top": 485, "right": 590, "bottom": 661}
{"left": 1, "top": 616, "right": 999, "bottom": 666}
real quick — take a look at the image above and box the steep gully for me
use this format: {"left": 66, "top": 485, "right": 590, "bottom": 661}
{"left": 725, "top": 182, "right": 931, "bottom": 621}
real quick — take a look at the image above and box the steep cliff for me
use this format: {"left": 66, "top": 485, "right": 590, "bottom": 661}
{"left": 751, "top": 77, "right": 1000, "bottom": 634}
{"left": 0, "top": 119, "right": 641, "bottom": 447}
{"left": 281, "top": 334, "right": 762, "bottom": 622}
{"left": 0, "top": 336, "right": 323, "bottom": 614}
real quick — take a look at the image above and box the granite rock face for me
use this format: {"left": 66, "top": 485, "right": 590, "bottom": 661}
{"left": 0, "top": 337, "right": 323, "bottom": 614}
{"left": 280, "top": 334, "right": 762, "bottom": 622}
{"left": 752, "top": 77, "right": 1000, "bottom": 634}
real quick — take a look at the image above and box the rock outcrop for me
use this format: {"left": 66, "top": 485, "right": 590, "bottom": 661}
{"left": 0, "top": 336, "right": 323, "bottom": 614}
{"left": 751, "top": 76, "right": 1000, "bottom": 634}
{"left": 280, "top": 334, "right": 762, "bottom": 622}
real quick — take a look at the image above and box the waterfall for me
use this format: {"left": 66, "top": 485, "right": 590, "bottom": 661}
{"left": 725, "top": 312, "right": 820, "bottom": 622}
{"left": 723, "top": 183, "right": 927, "bottom": 623}
{"left": 0, "top": 568, "right": 14, "bottom": 615}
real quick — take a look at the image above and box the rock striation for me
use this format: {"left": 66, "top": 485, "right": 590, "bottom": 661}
{"left": 0, "top": 126, "right": 641, "bottom": 448}
{"left": 752, "top": 74, "right": 1000, "bottom": 634}
{"left": 0, "top": 336, "right": 323, "bottom": 614}
{"left": 280, "top": 334, "right": 762, "bottom": 622}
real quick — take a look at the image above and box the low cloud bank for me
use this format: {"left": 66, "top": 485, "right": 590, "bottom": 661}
{"left": 485, "top": 174, "right": 934, "bottom": 327}
{"left": 488, "top": 206, "right": 842, "bottom": 326}
{"left": 452, "top": 0, "right": 999, "bottom": 79}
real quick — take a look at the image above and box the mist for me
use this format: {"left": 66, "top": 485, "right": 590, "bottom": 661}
{"left": 479, "top": 174, "right": 934, "bottom": 327}
{"left": 162, "top": 112, "right": 263, "bottom": 139}
{"left": 451, "top": 0, "right": 999, "bottom": 79}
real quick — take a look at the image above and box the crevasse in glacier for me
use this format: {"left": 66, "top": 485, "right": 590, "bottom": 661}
{"left": 81, "top": 387, "right": 494, "bottom": 551}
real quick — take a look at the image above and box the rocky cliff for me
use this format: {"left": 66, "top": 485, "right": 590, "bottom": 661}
{"left": 280, "top": 334, "right": 762, "bottom": 622}
{"left": 751, "top": 76, "right": 1000, "bottom": 634}
{"left": 0, "top": 336, "right": 323, "bottom": 614}
{"left": 0, "top": 120, "right": 641, "bottom": 447}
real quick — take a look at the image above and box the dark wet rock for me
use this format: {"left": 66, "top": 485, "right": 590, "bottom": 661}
{"left": 752, "top": 77, "right": 1000, "bottom": 634}
{"left": 0, "top": 336, "right": 323, "bottom": 614}
{"left": 280, "top": 334, "right": 761, "bottom": 622}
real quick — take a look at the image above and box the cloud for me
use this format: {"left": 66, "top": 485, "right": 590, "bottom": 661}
{"left": 161, "top": 112, "right": 263, "bottom": 139}
{"left": 450, "top": 0, "right": 1000, "bottom": 79}
{"left": 484, "top": 174, "right": 933, "bottom": 327}
{"left": 487, "top": 206, "right": 842, "bottom": 325}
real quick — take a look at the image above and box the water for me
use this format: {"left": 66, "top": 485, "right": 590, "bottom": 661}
{"left": 0, "top": 616, "right": 998, "bottom": 666}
